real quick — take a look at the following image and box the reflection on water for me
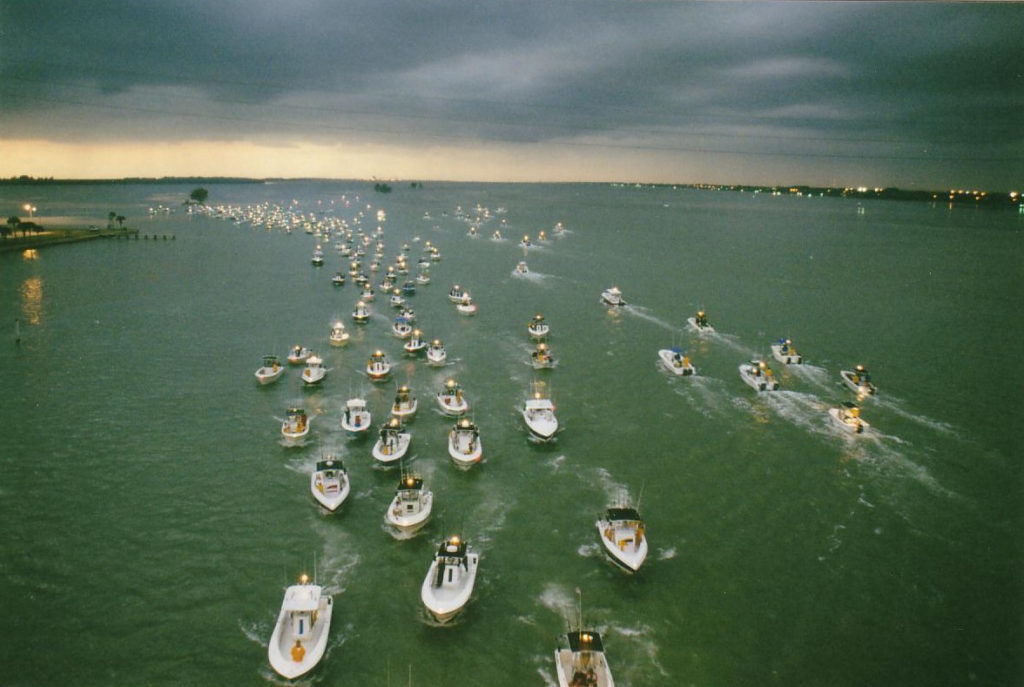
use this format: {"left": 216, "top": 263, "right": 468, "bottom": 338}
{"left": 21, "top": 249, "right": 38, "bottom": 261}
{"left": 20, "top": 276, "right": 42, "bottom": 325}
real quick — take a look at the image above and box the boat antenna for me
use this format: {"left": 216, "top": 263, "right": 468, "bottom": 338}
{"left": 636, "top": 482, "right": 646, "bottom": 512}
{"left": 576, "top": 586, "right": 583, "bottom": 630}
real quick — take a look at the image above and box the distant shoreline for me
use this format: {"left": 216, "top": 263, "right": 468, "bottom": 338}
{"left": 0, "top": 227, "right": 137, "bottom": 253}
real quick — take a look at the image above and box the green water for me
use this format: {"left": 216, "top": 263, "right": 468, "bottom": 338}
{"left": 1, "top": 182, "right": 1020, "bottom": 686}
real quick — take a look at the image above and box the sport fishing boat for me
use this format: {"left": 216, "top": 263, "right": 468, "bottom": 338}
{"left": 391, "top": 385, "right": 418, "bottom": 419}
{"left": 360, "top": 286, "right": 375, "bottom": 301}
{"left": 404, "top": 329, "right": 427, "bottom": 355}
{"left": 600, "top": 286, "right": 625, "bottom": 307}
{"left": 281, "top": 407, "right": 312, "bottom": 445}
{"left": 456, "top": 295, "right": 477, "bottom": 316}
{"left": 739, "top": 359, "right": 779, "bottom": 391}
{"left": 426, "top": 339, "right": 447, "bottom": 366}
{"left": 301, "top": 354, "right": 327, "bottom": 385}
{"left": 829, "top": 401, "right": 870, "bottom": 434}
{"left": 596, "top": 502, "right": 648, "bottom": 573}
{"left": 515, "top": 260, "right": 529, "bottom": 275}
{"left": 352, "top": 300, "right": 371, "bottom": 324}
{"left": 522, "top": 387, "right": 558, "bottom": 441}
{"left": 310, "top": 456, "right": 350, "bottom": 512}
{"left": 398, "top": 306, "right": 416, "bottom": 324}
{"left": 389, "top": 289, "right": 406, "bottom": 308}
{"left": 519, "top": 234, "right": 532, "bottom": 248}
{"left": 420, "top": 535, "right": 479, "bottom": 623}
{"left": 531, "top": 342, "right": 556, "bottom": 369}
{"left": 288, "top": 345, "right": 312, "bottom": 364}
{"left": 340, "top": 397, "right": 371, "bottom": 437}
{"left": 267, "top": 573, "right": 333, "bottom": 679}
{"left": 527, "top": 313, "right": 549, "bottom": 340}
{"left": 448, "top": 284, "right": 466, "bottom": 303}
{"left": 366, "top": 350, "right": 391, "bottom": 381}
{"left": 840, "top": 365, "right": 877, "bottom": 396}
{"left": 436, "top": 379, "right": 469, "bottom": 416}
{"left": 448, "top": 418, "right": 482, "bottom": 467}
{"left": 771, "top": 338, "right": 802, "bottom": 364}
{"left": 331, "top": 271, "right": 345, "bottom": 286}
{"left": 392, "top": 316, "right": 413, "bottom": 339}
{"left": 687, "top": 310, "right": 714, "bottom": 333}
{"left": 310, "top": 247, "right": 324, "bottom": 266}
{"left": 415, "top": 270, "right": 431, "bottom": 285}
{"left": 554, "top": 627, "right": 614, "bottom": 687}
{"left": 385, "top": 473, "right": 433, "bottom": 532}
{"left": 329, "top": 322, "right": 350, "bottom": 346}
{"left": 255, "top": 354, "right": 285, "bottom": 385}
{"left": 658, "top": 347, "right": 695, "bottom": 376}
{"left": 372, "top": 417, "right": 411, "bottom": 464}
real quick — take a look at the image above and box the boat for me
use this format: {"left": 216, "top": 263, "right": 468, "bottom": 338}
{"left": 392, "top": 316, "right": 413, "bottom": 339}
{"left": 531, "top": 342, "right": 556, "bottom": 369}
{"left": 527, "top": 313, "right": 549, "bottom": 340}
{"left": 415, "top": 270, "right": 431, "bottom": 285}
{"left": 325, "top": 323, "right": 349, "bottom": 348}
{"left": 288, "top": 345, "right": 312, "bottom": 364}
{"left": 554, "top": 627, "right": 614, "bottom": 687}
{"left": 340, "top": 397, "right": 372, "bottom": 437}
{"left": 522, "top": 388, "right": 558, "bottom": 441}
{"left": 687, "top": 310, "right": 715, "bottom": 333}
{"left": 359, "top": 286, "right": 375, "bottom": 301}
{"left": 310, "top": 457, "right": 350, "bottom": 512}
{"left": 739, "top": 358, "right": 779, "bottom": 391}
{"left": 600, "top": 286, "right": 625, "bottom": 306}
{"left": 331, "top": 272, "right": 345, "bottom": 286}
{"left": 391, "top": 385, "right": 418, "bottom": 419}
{"left": 840, "top": 365, "right": 877, "bottom": 396}
{"left": 352, "top": 301, "right": 371, "bottom": 324}
{"left": 384, "top": 473, "right": 433, "bottom": 532}
{"left": 436, "top": 379, "right": 469, "bottom": 416}
{"left": 771, "top": 338, "right": 802, "bottom": 364}
{"left": 448, "top": 418, "right": 482, "bottom": 467}
{"left": 311, "top": 247, "right": 324, "bottom": 266}
{"left": 448, "top": 284, "right": 466, "bottom": 303}
{"left": 404, "top": 329, "right": 427, "bottom": 355}
{"left": 491, "top": 229, "right": 502, "bottom": 240}
{"left": 829, "top": 401, "right": 870, "bottom": 434}
{"left": 596, "top": 502, "right": 648, "bottom": 573}
{"left": 520, "top": 234, "right": 532, "bottom": 248}
{"left": 420, "top": 535, "right": 479, "bottom": 623}
{"left": 658, "top": 347, "right": 695, "bottom": 376}
{"left": 301, "top": 354, "right": 328, "bottom": 385}
{"left": 372, "top": 417, "right": 411, "bottom": 464}
{"left": 398, "top": 307, "right": 416, "bottom": 323}
{"left": 389, "top": 289, "right": 406, "bottom": 307}
{"left": 255, "top": 354, "right": 285, "bottom": 385}
{"left": 456, "top": 295, "right": 477, "bottom": 316}
{"left": 267, "top": 573, "right": 333, "bottom": 679}
{"left": 366, "top": 350, "right": 391, "bottom": 380}
{"left": 281, "top": 407, "right": 311, "bottom": 445}
{"left": 515, "top": 260, "right": 529, "bottom": 275}
{"left": 426, "top": 339, "right": 447, "bottom": 366}
{"left": 402, "top": 280, "right": 416, "bottom": 296}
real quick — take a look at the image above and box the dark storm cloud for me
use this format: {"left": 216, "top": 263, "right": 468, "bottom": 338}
{"left": 1, "top": 1, "right": 1021, "bottom": 183}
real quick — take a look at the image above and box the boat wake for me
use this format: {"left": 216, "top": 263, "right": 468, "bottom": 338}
{"left": 576, "top": 542, "right": 602, "bottom": 558}
{"left": 656, "top": 546, "right": 678, "bottom": 560}
{"left": 609, "top": 622, "right": 671, "bottom": 679}
{"left": 872, "top": 395, "right": 956, "bottom": 435}
{"left": 621, "top": 304, "right": 677, "bottom": 332}
{"left": 670, "top": 375, "right": 731, "bottom": 418}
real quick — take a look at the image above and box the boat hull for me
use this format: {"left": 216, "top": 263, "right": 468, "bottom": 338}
{"left": 372, "top": 434, "right": 411, "bottom": 463}
{"left": 738, "top": 364, "right": 779, "bottom": 391}
{"left": 657, "top": 349, "right": 695, "bottom": 376}
{"left": 686, "top": 317, "right": 715, "bottom": 334}
{"left": 771, "top": 344, "right": 801, "bottom": 365}
{"left": 554, "top": 648, "right": 615, "bottom": 687}
{"left": 420, "top": 554, "right": 479, "bottom": 623}
{"left": 828, "top": 407, "right": 869, "bottom": 434}
{"left": 267, "top": 596, "right": 332, "bottom": 679}
{"left": 385, "top": 493, "right": 432, "bottom": 531}
{"left": 448, "top": 432, "right": 482, "bottom": 466}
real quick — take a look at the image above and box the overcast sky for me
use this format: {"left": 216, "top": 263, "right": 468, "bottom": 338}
{"left": 1, "top": 1, "right": 1021, "bottom": 189}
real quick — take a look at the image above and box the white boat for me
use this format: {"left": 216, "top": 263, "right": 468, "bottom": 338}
{"left": 281, "top": 407, "right": 312, "bottom": 444}
{"left": 311, "top": 248, "right": 324, "bottom": 266}
{"left": 456, "top": 295, "right": 477, "bottom": 316}
{"left": 372, "top": 417, "right": 411, "bottom": 464}
{"left": 392, "top": 316, "right": 413, "bottom": 339}
{"left": 331, "top": 272, "right": 345, "bottom": 286}
{"left": 404, "top": 329, "right": 427, "bottom": 355}
{"left": 829, "top": 402, "right": 870, "bottom": 434}
{"left": 448, "top": 418, "right": 482, "bottom": 467}
{"left": 366, "top": 350, "right": 391, "bottom": 381}
{"left": 398, "top": 307, "right": 416, "bottom": 323}
{"left": 310, "top": 457, "right": 350, "bottom": 512}
{"left": 436, "top": 379, "right": 469, "bottom": 416}
{"left": 600, "top": 286, "right": 625, "bottom": 306}
{"left": 359, "top": 286, "right": 375, "bottom": 301}
{"left": 658, "top": 348, "right": 695, "bottom": 376}
{"left": 554, "top": 628, "right": 614, "bottom": 687}
{"left": 340, "top": 397, "right": 372, "bottom": 437}
{"left": 267, "top": 574, "right": 332, "bottom": 679}
{"left": 520, "top": 234, "right": 532, "bottom": 248}
{"left": 522, "top": 389, "right": 558, "bottom": 441}
{"left": 531, "top": 342, "right": 556, "bottom": 369}
{"left": 840, "top": 365, "right": 877, "bottom": 396}
{"left": 771, "top": 338, "right": 802, "bottom": 364}
{"left": 255, "top": 354, "right": 285, "bottom": 385}
{"left": 385, "top": 474, "right": 433, "bottom": 532}
{"left": 739, "top": 359, "right": 779, "bottom": 391}
{"left": 687, "top": 310, "right": 715, "bottom": 333}
{"left": 491, "top": 229, "right": 502, "bottom": 240}
{"left": 420, "top": 535, "right": 479, "bottom": 623}
{"left": 415, "top": 271, "right": 431, "bottom": 285}
{"left": 301, "top": 354, "right": 327, "bottom": 385}
{"left": 389, "top": 289, "right": 405, "bottom": 307}
{"left": 426, "top": 339, "right": 447, "bottom": 366}
{"left": 288, "top": 345, "right": 312, "bottom": 364}
{"left": 352, "top": 301, "right": 371, "bottom": 324}
{"left": 515, "top": 260, "right": 529, "bottom": 275}
{"left": 329, "top": 322, "right": 350, "bottom": 346}
{"left": 448, "top": 284, "right": 466, "bottom": 303}
{"left": 527, "top": 313, "right": 549, "bottom": 339}
{"left": 596, "top": 504, "right": 648, "bottom": 573}
{"left": 391, "top": 385, "right": 418, "bottom": 419}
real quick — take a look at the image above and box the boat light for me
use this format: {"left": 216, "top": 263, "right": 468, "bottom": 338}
{"left": 299, "top": 573, "right": 309, "bottom": 584}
